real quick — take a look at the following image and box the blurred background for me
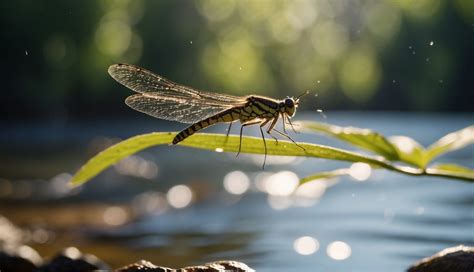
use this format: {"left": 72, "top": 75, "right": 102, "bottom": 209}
{"left": 0, "top": 0, "right": 473, "bottom": 271}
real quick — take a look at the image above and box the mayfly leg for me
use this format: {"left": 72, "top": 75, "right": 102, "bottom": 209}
{"left": 226, "top": 122, "right": 233, "bottom": 137}
{"left": 273, "top": 128, "right": 305, "bottom": 151}
{"left": 266, "top": 115, "right": 279, "bottom": 144}
{"left": 258, "top": 119, "right": 273, "bottom": 169}
{"left": 259, "top": 124, "right": 267, "bottom": 169}
{"left": 224, "top": 122, "right": 233, "bottom": 145}
{"left": 281, "top": 114, "right": 288, "bottom": 134}
{"left": 286, "top": 115, "right": 299, "bottom": 134}
{"left": 237, "top": 120, "right": 262, "bottom": 157}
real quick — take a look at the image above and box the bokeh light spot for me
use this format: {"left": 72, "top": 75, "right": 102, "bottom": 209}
{"left": 269, "top": 11, "right": 301, "bottom": 44}
{"left": 311, "top": 22, "right": 349, "bottom": 60}
{"left": 294, "top": 236, "right": 320, "bottom": 255}
{"left": 267, "top": 195, "right": 292, "bottom": 210}
{"left": 366, "top": 2, "right": 401, "bottom": 44}
{"left": 339, "top": 46, "right": 381, "bottom": 103}
{"left": 223, "top": 171, "right": 250, "bottom": 195}
{"left": 195, "top": 0, "right": 235, "bottom": 22}
{"left": 327, "top": 241, "right": 352, "bottom": 260}
{"left": 103, "top": 206, "right": 128, "bottom": 226}
{"left": 285, "top": 0, "right": 317, "bottom": 30}
{"left": 349, "top": 163, "right": 372, "bottom": 181}
{"left": 396, "top": 0, "right": 441, "bottom": 21}
{"left": 389, "top": 136, "right": 421, "bottom": 154}
{"left": 95, "top": 14, "right": 132, "bottom": 57}
{"left": 167, "top": 185, "right": 193, "bottom": 209}
{"left": 264, "top": 171, "right": 299, "bottom": 196}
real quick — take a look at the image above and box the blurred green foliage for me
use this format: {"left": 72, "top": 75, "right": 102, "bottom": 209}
{"left": 1, "top": 0, "right": 473, "bottom": 120}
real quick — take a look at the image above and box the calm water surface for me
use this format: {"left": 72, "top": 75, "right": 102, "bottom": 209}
{"left": 0, "top": 112, "right": 473, "bottom": 271}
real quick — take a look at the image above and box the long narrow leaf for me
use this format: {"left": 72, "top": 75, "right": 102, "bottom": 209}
{"left": 298, "top": 121, "right": 399, "bottom": 160}
{"left": 388, "top": 136, "right": 426, "bottom": 168}
{"left": 424, "top": 126, "right": 474, "bottom": 166}
{"left": 300, "top": 168, "right": 351, "bottom": 185}
{"left": 426, "top": 164, "right": 474, "bottom": 181}
{"left": 70, "top": 132, "right": 392, "bottom": 186}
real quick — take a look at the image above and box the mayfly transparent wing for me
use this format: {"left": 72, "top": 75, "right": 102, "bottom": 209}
{"left": 108, "top": 63, "right": 245, "bottom": 104}
{"left": 108, "top": 63, "right": 248, "bottom": 124}
{"left": 125, "top": 94, "right": 232, "bottom": 124}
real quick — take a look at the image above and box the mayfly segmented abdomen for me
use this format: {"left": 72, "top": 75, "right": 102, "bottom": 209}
{"left": 237, "top": 98, "right": 280, "bottom": 122}
{"left": 172, "top": 108, "right": 238, "bottom": 144}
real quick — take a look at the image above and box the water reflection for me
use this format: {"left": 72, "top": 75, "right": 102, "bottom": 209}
{"left": 103, "top": 206, "right": 129, "bottom": 226}
{"left": 132, "top": 192, "right": 168, "bottom": 216}
{"left": 250, "top": 155, "right": 299, "bottom": 166}
{"left": 262, "top": 171, "right": 298, "bottom": 196}
{"left": 31, "top": 228, "right": 50, "bottom": 244}
{"left": 166, "top": 185, "right": 193, "bottom": 209}
{"left": 267, "top": 195, "right": 292, "bottom": 210}
{"left": 0, "top": 114, "right": 472, "bottom": 270}
{"left": 114, "top": 155, "right": 159, "bottom": 180}
{"left": 292, "top": 180, "right": 327, "bottom": 207}
{"left": 327, "top": 241, "right": 351, "bottom": 260}
{"left": 254, "top": 170, "right": 333, "bottom": 209}
{"left": 349, "top": 162, "right": 372, "bottom": 182}
{"left": 293, "top": 236, "right": 319, "bottom": 255}
{"left": 223, "top": 171, "right": 250, "bottom": 195}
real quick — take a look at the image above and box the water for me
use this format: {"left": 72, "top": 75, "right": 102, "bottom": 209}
{"left": 0, "top": 112, "right": 473, "bottom": 271}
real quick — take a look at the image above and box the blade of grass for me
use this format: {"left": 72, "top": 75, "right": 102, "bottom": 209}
{"left": 70, "top": 132, "right": 474, "bottom": 187}
{"left": 424, "top": 126, "right": 474, "bottom": 166}
{"left": 70, "top": 132, "right": 393, "bottom": 187}
{"left": 426, "top": 164, "right": 474, "bottom": 181}
{"left": 300, "top": 168, "right": 351, "bottom": 185}
{"left": 298, "top": 121, "right": 399, "bottom": 160}
{"left": 388, "top": 136, "right": 426, "bottom": 168}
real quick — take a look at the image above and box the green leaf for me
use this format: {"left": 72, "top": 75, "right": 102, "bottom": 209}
{"left": 70, "top": 132, "right": 391, "bottom": 187}
{"left": 426, "top": 164, "right": 474, "bottom": 182}
{"left": 300, "top": 168, "right": 350, "bottom": 185}
{"left": 298, "top": 121, "right": 399, "bottom": 160}
{"left": 70, "top": 132, "right": 176, "bottom": 186}
{"left": 424, "top": 126, "right": 474, "bottom": 166}
{"left": 388, "top": 136, "right": 426, "bottom": 168}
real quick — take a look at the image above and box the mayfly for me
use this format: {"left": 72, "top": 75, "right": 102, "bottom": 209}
{"left": 108, "top": 63, "right": 307, "bottom": 168}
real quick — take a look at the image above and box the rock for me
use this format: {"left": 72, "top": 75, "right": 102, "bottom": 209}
{"left": 0, "top": 245, "right": 42, "bottom": 272}
{"left": 35, "top": 247, "right": 109, "bottom": 272}
{"left": 408, "top": 245, "right": 474, "bottom": 272}
{"left": 115, "top": 260, "right": 255, "bottom": 272}
{"left": 206, "top": 260, "right": 254, "bottom": 272}
{"left": 0, "top": 215, "right": 25, "bottom": 246}
{"left": 115, "top": 260, "right": 173, "bottom": 271}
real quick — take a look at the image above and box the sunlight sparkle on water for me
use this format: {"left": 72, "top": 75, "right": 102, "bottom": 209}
{"left": 167, "top": 185, "right": 193, "bottom": 208}
{"left": 293, "top": 180, "right": 327, "bottom": 207}
{"left": 115, "top": 155, "right": 158, "bottom": 179}
{"left": 327, "top": 241, "right": 351, "bottom": 260}
{"left": 415, "top": 206, "right": 425, "bottom": 215}
{"left": 251, "top": 155, "right": 297, "bottom": 165}
{"left": 294, "top": 236, "right": 320, "bottom": 255}
{"left": 32, "top": 229, "right": 50, "bottom": 244}
{"left": 223, "top": 171, "right": 250, "bottom": 195}
{"left": 264, "top": 171, "right": 299, "bottom": 196}
{"left": 349, "top": 163, "right": 372, "bottom": 181}
{"left": 103, "top": 206, "right": 128, "bottom": 226}
{"left": 133, "top": 191, "right": 168, "bottom": 215}
{"left": 267, "top": 195, "right": 292, "bottom": 210}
